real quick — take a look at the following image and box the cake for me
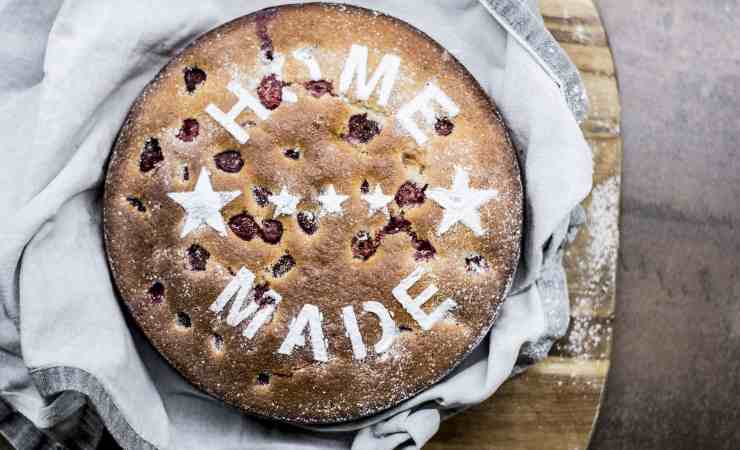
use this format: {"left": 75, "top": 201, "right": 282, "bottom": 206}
{"left": 103, "top": 3, "right": 522, "bottom": 424}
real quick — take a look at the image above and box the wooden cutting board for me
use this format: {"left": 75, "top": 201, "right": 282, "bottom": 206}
{"left": 429, "top": 0, "right": 621, "bottom": 448}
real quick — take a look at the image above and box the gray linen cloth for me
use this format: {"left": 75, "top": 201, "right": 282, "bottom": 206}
{"left": 0, "top": 0, "right": 592, "bottom": 449}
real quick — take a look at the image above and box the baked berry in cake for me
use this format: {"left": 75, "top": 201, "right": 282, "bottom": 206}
{"left": 103, "top": 3, "right": 522, "bottom": 424}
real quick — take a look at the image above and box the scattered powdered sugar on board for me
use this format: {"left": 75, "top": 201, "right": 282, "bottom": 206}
{"left": 583, "top": 176, "right": 619, "bottom": 294}
{"left": 557, "top": 176, "right": 619, "bottom": 371}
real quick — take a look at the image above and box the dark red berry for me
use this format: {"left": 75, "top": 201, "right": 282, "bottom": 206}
{"left": 139, "top": 138, "right": 163, "bottom": 172}
{"left": 229, "top": 213, "right": 259, "bottom": 241}
{"left": 465, "top": 255, "right": 489, "bottom": 272}
{"left": 434, "top": 116, "right": 455, "bottom": 136}
{"left": 346, "top": 113, "right": 381, "bottom": 144}
{"left": 412, "top": 237, "right": 436, "bottom": 261}
{"left": 303, "top": 79, "right": 334, "bottom": 97}
{"left": 360, "top": 180, "right": 370, "bottom": 193}
{"left": 352, "top": 231, "right": 378, "bottom": 260}
{"left": 211, "top": 334, "right": 224, "bottom": 352}
{"left": 296, "top": 211, "right": 318, "bottom": 235}
{"left": 183, "top": 66, "right": 207, "bottom": 93}
{"left": 187, "top": 244, "right": 210, "bottom": 271}
{"left": 257, "top": 74, "right": 283, "bottom": 110}
{"left": 255, "top": 8, "right": 277, "bottom": 61}
{"left": 395, "top": 181, "right": 427, "bottom": 207}
{"left": 182, "top": 166, "right": 190, "bottom": 180}
{"left": 256, "top": 372, "right": 271, "bottom": 385}
{"left": 253, "top": 283, "right": 272, "bottom": 306}
{"left": 176, "top": 312, "right": 192, "bottom": 328}
{"left": 148, "top": 281, "right": 164, "bottom": 304}
{"left": 272, "top": 254, "right": 295, "bottom": 277}
{"left": 176, "top": 118, "right": 199, "bottom": 142}
{"left": 382, "top": 215, "right": 412, "bottom": 235}
{"left": 284, "top": 148, "right": 300, "bottom": 160}
{"left": 260, "top": 219, "right": 283, "bottom": 244}
{"left": 399, "top": 324, "right": 413, "bottom": 332}
{"left": 126, "top": 196, "right": 146, "bottom": 212}
{"left": 214, "top": 150, "right": 244, "bottom": 173}
{"left": 253, "top": 186, "right": 272, "bottom": 207}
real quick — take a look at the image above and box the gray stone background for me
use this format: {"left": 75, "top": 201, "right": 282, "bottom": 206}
{"left": 2, "top": 0, "right": 739, "bottom": 448}
{"left": 591, "top": 0, "right": 740, "bottom": 448}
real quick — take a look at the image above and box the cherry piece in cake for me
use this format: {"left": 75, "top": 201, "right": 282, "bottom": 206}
{"left": 260, "top": 219, "right": 283, "bottom": 244}
{"left": 465, "top": 254, "right": 489, "bottom": 273}
{"left": 214, "top": 150, "right": 244, "bottom": 173}
{"left": 139, "top": 138, "right": 163, "bottom": 172}
{"left": 434, "top": 116, "right": 455, "bottom": 136}
{"left": 395, "top": 181, "right": 427, "bottom": 207}
{"left": 297, "top": 211, "right": 318, "bottom": 235}
{"left": 272, "top": 254, "right": 295, "bottom": 277}
{"left": 255, "top": 8, "right": 277, "bottom": 60}
{"left": 411, "top": 237, "right": 436, "bottom": 261}
{"left": 257, "top": 74, "right": 284, "bottom": 110}
{"left": 187, "top": 244, "right": 210, "bottom": 271}
{"left": 253, "top": 186, "right": 272, "bottom": 207}
{"left": 183, "top": 66, "right": 207, "bottom": 93}
{"left": 346, "top": 113, "right": 380, "bottom": 144}
{"left": 303, "top": 80, "right": 334, "bottom": 97}
{"left": 253, "top": 283, "right": 278, "bottom": 311}
{"left": 176, "top": 118, "right": 200, "bottom": 142}
{"left": 126, "top": 196, "right": 146, "bottom": 212}
{"left": 176, "top": 312, "right": 192, "bottom": 328}
{"left": 148, "top": 281, "right": 165, "bottom": 304}
{"left": 284, "top": 148, "right": 300, "bottom": 160}
{"left": 351, "top": 231, "right": 378, "bottom": 260}
{"left": 256, "top": 372, "right": 271, "bottom": 385}
{"left": 211, "top": 334, "right": 224, "bottom": 352}
{"left": 360, "top": 180, "right": 369, "bottom": 194}
{"left": 229, "top": 213, "right": 259, "bottom": 241}
{"left": 253, "top": 283, "right": 272, "bottom": 306}
{"left": 381, "top": 215, "right": 411, "bottom": 236}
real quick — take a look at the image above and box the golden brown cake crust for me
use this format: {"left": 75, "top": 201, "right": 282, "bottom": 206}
{"left": 103, "top": 3, "right": 522, "bottom": 424}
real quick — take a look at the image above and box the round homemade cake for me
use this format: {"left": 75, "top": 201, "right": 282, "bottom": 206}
{"left": 103, "top": 3, "right": 522, "bottom": 424}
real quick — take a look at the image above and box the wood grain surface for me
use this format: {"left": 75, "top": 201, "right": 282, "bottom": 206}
{"left": 428, "top": 0, "right": 621, "bottom": 448}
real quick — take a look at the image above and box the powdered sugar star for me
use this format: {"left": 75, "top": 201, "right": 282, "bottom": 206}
{"left": 361, "top": 184, "right": 393, "bottom": 217}
{"left": 268, "top": 186, "right": 301, "bottom": 218}
{"left": 317, "top": 185, "right": 349, "bottom": 216}
{"left": 427, "top": 167, "right": 498, "bottom": 237}
{"left": 167, "top": 167, "right": 241, "bottom": 238}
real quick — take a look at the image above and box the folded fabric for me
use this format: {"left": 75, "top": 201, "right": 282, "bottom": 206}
{"left": 0, "top": 0, "right": 592, "bottom": 449}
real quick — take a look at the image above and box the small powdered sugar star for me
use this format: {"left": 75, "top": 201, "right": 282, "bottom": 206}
{"left": 167, "top": 167, "right": 241, "bottom": 238}
{"left": 427, "top": 167, "right": 498, "bottom": 237}
{"left": 361, "top": 184, "right": 393, "bottom": 217}
{"left": 268, "top": 186, "right": 301, "bottom": 218}
{"left": 317, "top": 184, "right": 349, "bottom": 216}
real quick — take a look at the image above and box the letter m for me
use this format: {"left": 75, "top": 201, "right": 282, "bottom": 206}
{"left": 339, "top": 44, "right": 401, "bottom": 106}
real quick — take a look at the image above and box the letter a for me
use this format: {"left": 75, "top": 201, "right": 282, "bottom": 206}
{"left": 278, "top": 304, "right": 328, "bottom": 362}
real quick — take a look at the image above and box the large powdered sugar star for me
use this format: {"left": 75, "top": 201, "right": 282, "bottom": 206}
{"left": 167, "top": 167, "right": 241, "bottom": 238}
{"left": 317, "top": 185, "right": 349, "bottom": 216}
{"left": 268, "top": 186, "right": 301, "bottom": 218}
{"left": 361, "top": 184, "right": 393, "bottom": 217}
{"left": 427, "top": 167, "right": 499, "bottom": 237}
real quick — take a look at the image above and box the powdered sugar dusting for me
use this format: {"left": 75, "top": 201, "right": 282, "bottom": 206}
{"left": 103, "top": 3, "right": 524, "bottom": 424}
